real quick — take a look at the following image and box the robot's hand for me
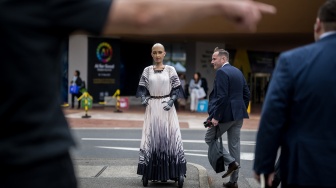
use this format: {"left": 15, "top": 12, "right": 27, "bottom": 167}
{"left": 141, "top": 96, "right": 150, "bottom": 107}
{"left": 163, "top": 99, "right": 174, "bottom": 111}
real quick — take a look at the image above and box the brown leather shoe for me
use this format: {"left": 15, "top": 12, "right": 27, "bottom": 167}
{"left": 223, "top": 181, "right": 238, "bottom": 188}
{"left": 222, "top": 161, "right": 240, "bottom": 178}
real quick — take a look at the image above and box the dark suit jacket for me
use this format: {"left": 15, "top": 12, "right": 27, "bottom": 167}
{"left": 254, "top": 33, "right": 336, "bottom": 187}
{"left": 208, "top": 64, "right": 250, "bottom": 123}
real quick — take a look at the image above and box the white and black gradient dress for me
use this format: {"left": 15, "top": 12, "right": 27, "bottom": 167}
{"left": 136, "top": 65, "right": 187, "bottom": 181}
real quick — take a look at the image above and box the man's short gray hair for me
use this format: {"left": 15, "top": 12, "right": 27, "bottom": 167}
{"left": 214, "top": 47, "right": 229, "bottom": 59}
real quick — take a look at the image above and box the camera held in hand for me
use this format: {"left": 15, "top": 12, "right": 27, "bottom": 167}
{"left": 203, "top": 120, "right": 213, "bottom": 128}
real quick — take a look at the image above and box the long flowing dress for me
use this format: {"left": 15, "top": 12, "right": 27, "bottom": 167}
{"left": 136, "top": 65, "right": 187, "bottom": 181}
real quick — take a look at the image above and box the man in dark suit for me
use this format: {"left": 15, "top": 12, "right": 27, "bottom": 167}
{"left": 253, "top": 1, "right": 336, "bottom": 187}
{"left": 205, "top": 47, "right": 250, "bottom": 188}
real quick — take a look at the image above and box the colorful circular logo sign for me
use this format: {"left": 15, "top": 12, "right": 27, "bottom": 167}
{"left": 96, "top": 42, "right": 113, "bottom": 63}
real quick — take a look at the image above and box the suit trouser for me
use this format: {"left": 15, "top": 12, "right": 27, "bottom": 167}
{"left": 205, "top": 119, "right": 243, "bottom": 183}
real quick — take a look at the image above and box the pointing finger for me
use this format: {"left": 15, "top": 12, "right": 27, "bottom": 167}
{"left": 254, "top": 2, "right": 277, "bottom": 14}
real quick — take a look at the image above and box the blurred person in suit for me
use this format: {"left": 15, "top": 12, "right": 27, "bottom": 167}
{"left": 254, "top": 1, "right": 336, "bottom": 187}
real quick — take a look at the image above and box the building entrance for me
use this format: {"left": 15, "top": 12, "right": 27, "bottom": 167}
{"left": 250, "top": 73, "right": 270, "bottom": 104}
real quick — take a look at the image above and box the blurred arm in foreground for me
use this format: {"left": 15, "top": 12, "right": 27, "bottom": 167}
{"left": 103, "top": 0, "right": 276, "bottom": 35}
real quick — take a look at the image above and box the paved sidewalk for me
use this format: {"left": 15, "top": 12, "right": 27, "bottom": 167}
{"left": 64, "top": 105, "right": 260, "bottom": 130}
{"left": 74, "top": 158, "right": 208, "bottom": 188}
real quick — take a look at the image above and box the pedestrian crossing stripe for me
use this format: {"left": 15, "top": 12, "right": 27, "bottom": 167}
{"left": 96, "top": 146, "right": 255, "bottom": 161}
{"left": 82, "top": 138, "right": 255, "bottom": 146}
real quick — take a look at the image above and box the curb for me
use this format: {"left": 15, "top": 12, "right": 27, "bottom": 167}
{"left": 188, "top": 162, "right": 210, "bottom": 188}
{"left": 74, "top": 158, "right": 209, "bottom": 188}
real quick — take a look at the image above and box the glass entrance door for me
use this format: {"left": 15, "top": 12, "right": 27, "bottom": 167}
{"left": 250, "top": 73, "right": 270, "bottom": 104}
